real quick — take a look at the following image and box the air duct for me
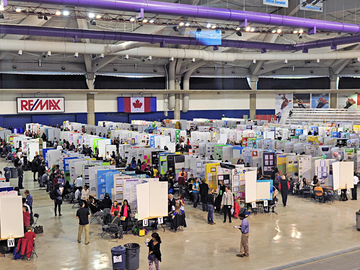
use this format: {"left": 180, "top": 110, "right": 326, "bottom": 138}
{"left": 14, "top": 0, "right": 360, "bottom": 33}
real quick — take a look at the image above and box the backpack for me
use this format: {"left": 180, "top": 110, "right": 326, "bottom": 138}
{"left": 49, "top": 190, "right": 56, "bottom": 200}
{"left": 13, "top": 247, "right": 21, "bottom": 260}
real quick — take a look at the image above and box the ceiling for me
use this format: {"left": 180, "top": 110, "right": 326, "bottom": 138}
{"left": 1, "top": 0, "right": 360, "bottom": 78}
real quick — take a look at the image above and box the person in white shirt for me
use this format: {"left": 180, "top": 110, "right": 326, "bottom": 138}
{"left": 81, "top": 185, "right": 90, "bottom": 201}
{"left": 352, "top": 172, "right": 359, "bottom": 200}
{"left": 105, "top": 151, "right": 111, "bottom": 160}
{"left": 74, "top": 175, "right": 83, "bottom": 188}
{"left": 75, "top": 187, "right": 82, "bottom": 201}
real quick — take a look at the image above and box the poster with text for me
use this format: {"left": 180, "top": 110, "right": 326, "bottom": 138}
{"left": 293, "top": 93, "right": 310, "bottom": 109}
{"left": 311, "top": 93, "right": 329, "bottom": 109}
{"left": 357, "top": 94, "right": 360, "bottom": 110}
{"left": 275, "top": 93, "right": 293, "bottom": 116}
{"left": 300, "top": 0, "right": 323, "bottom": 12}
{"left": 338, "top": 94, "right": 357, "bottom": 110}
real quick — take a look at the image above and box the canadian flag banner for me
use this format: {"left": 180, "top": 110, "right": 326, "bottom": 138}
{"left": 118, "top": 97, "right": 157, "bottom": 113}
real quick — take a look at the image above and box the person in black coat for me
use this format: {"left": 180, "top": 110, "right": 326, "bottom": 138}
{"left": 31, "top": 154, "right": 40, "bottom": 182}
{"left": 100, "top": 193, "right": 112, "bottom": 210}
{"left": 199, "top": 179, "right": 209, "bottom": 212}
{"left": 120, "top": 199, "right": 131, "bottom": 232}
{"left": 147, "top": 232, "right": 162, "bottom": 269}
{"left": 215, "top": 180, "right": 226, "bottom": 213}
{"left": 279, "top": 175, "right": 289, "bottom": 207}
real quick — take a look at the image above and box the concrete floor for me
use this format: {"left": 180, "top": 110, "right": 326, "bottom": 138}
{"left": 2, "top": 158, "right": 360, "bottom": 270}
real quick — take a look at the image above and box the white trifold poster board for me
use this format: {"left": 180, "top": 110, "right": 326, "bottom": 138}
{"left": 333, "top": 161, "right": 354, "bottom": 190}
{"left": 47, "top": 149, "right": 61, "bottom": 168}
{"left": 245, "top": 170, "right": 257, "bottom": 203}
{"left": 0, "top": 192, "right": 24, "bottom": 239}
{"left": 256, "top": 181, "right": 272, "bottom": 201}
{"left": 136, "top": 181, "right": 168, "bottom": 220}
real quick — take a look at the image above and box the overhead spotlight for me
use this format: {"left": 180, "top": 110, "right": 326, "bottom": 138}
{"left": 206, "top": 23, "right": 212, "bottom": 29}
{"left": 284, "top": 59, "right": 288, "bottom": 64}
{"left": 61, "top": 66, "right": 65, "bottom": 70}
{"left": 47, "top": 51, "right": 51, "bottom": 57}
{"left": 0, "top": 5, "right": 4, "bottom": 11}
{"left": 90, "top": 19, "right": 96, "bottom": 25}
{"left": 185, "top": 22, "right": 190, "bottom": 27}
{"left": 277, "top": 29, "right": 282, "bottom": 34}
{"left": 245, "top": 26, "right": 251, "bottom": 32}
{"left": 15, "top": 7, "right": 22, "bottom": 13}
{"left": 298, "top": 33, "right": 303, "bottom": 39}
{"left": 44, "top": 15, "right": 48, "bottom": 20}
{"left": 293, "top": 30, "right": 298, "bottom": 34}
{"left": 113, "top": 68, "right": 118, "bottom": 72}
{"left": 236, "top": 27, "right": 241, "bottom": 31}
{"left": 211, "top": 25, "right": 217, "bottom": 29}
{"left": 55, "top": 11, "right": 61, "bottom": 16}
{"left": 149, "top": 18, "right": 155, "bottom": 23}
{"left": 250, "top": 28, "right": 255, "bottom": 32}
{"left": 38, "top": 59, "right": 42, "bottom": 67}
{"left": 130, "top": 17, "right": 135, "bottom": 22}
{"left": 124, "top": 55, "right": 129, "bottom": 60}
{"left": 96, "top": 14, "right": 102, "bottom": 19}
{"left": 173, "top": 26, "right": 179, "bottom": 32}
{"left": 74, "top": 52, "right": 79, "bottom": 58}
{"left": 253, "top": 59, "right": 256, "bottom": 64}
{"left": 37, "top": 15, "right": 43, "bottom": 19}
{"left": 179, "top": 21, "right": 185, "bottom": 27}
{"left": 317, "top": 59, "right": 320, "bottom": 63}
{"left": 299, "top": 29, "right": 304, "bottom": 34}
{"left": 88, "top": 13, "right": 95, "bottom": 19}
{"left": 62, "top": 10, "right": 70, "bottom": 16}
{"left": 169, "top": 56, "right": 174, "bottom": 62}
{"left": 100, "top": 53, "right": 104, "bottom": 58}
{"left": 196, "top": 27, "right": 202, "bottom": 32}
{"left": 271, "top": 29, "right": 276, "bottom": 34}
{"left": 153, "top": 69, "right": 157, "bottom": 72}
{"left": 191, "top": 58, "right": 196, "bottom": 63}
{"left": 236, "top": 31, "right": 242, "bottom": 36}
{"left": 18, "top": 50, "right": 22, "bottom": 56}
{"left": 142, "top": 18, "right": 148, "bottom": 23}
{"left": 147, "top": 56, "right": 152, "bottom": 61}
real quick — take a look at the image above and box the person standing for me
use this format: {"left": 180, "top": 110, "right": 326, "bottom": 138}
{"left": 178, "top": 168, "right": 187, "bottom": 196}
{"left": 236, "top": 213, "right": 250, "bottom": 258}
{"left": 31, "top": 153, "right": 39, "bottom": 182}
{"left": 120, "top": 199, "right": 131, "bottom": 233}
{"left": 24, "top": 190, "right": 33, "bottom": 210}
{"left": 352, "top": 172, "right": 359, "bottom": 200}
{"left": 221, "top": 186, "right": 234, "bottom": 223}
{"left": 17, "top": 159, "right": 24, "bottom": 189}
{"left": 207, "top": 189, "right": 216, "bottom": 225}
{"left": 200, "top": 179, "right": 209, "bottom": 211}
{"left": 147, "top": 232, "right": 162, "bottom": 270}
{"left": 76, "top": 200, "right": 90, "bottom": 245}
{"left": 53, "top": 184, "right": 63, "bottom": 216}
{"left": 279, "top": 175, "right": 290, "bottom": 207}
{"left": 192, "top": 178, "right": 200, "bottom": 208}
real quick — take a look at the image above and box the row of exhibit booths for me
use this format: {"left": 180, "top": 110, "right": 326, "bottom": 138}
{"left": 63, "top": 121, "right": 108, "bottom": 136}
{"left": 7, "top": 134, "right": 44, "bottom": 162}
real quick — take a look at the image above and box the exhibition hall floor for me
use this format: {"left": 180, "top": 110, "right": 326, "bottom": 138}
{"left": 2, "top": 161, "right": 360, "bottom": 270}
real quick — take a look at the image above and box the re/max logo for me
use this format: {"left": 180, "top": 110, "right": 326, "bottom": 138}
{"left": 20, "top": 99, "right": 61, "bottom": 111}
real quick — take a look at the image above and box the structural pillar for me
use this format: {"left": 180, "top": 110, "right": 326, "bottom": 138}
{"left": 250, "top": 75, "right": 258, "bottom": 91}
{"left": 174, "top": 78, "right": 181, "bottom": 120}
{"left": 86, "top": 72, "right": 95, "bottom": 125}
{"left": 330, "top": 76, "right": 338, "bottom": 109}
{"left": 250, "top": 93, "right": 256, "bottom": 119}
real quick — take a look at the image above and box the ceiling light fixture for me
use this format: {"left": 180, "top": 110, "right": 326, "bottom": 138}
{"left": 250, "top": 28, "right": 255, "bottom": 32}
{"left": 211, "top": 25, "right": 217, "bottom": 29}
{"left": 185, "top": 22, "right": 190, "bottom": 27}
{"left": 236, "top": 27, "right": 241, "bottom": 31}
{"left": 62, "top": 10, "right": 70, "bottom": 16}
{"left": 88, "top": 13, "right": 95, "bottom": 19}
{"left": 130, "top": 17, "right": 135, "bottom": 22}
{"left": 299, "top": 29, "right": 304, "bottom": 34}
{"left": 142, "top": 18, "right": 148, "bottom": 23}
{"left": 277, "top": 29, "right": 282, "bottom": 34}
{"left": 245, "top": 26, "right": 251, "bottom": 32}
{"left": 271, "top": 29, "right": 276, "bottom": 33}
{"left": 179, "top": 21, "right": 185, "bottom": 26}
{"left": 293, "top": 30, "right": 298, "bottom": 34}
{"left": 284, "top": 59, "right": 288, "bottom": 64}
{"left": 96, "top": 14, "right": 102, "bottom": 19}
{"left": 149, "top": 18, "right": 155, "bottom": 23}
{"left": 55, "top": 11, "right": 61, "bottom": 16}
{"left": 253, "top": 59, "right": 256, "bottom": 64}
{"left": 206, "top": 23, "right": 211, "bottom": 29}
{"left": 15, "top": 7, "right": 22, "bottom": 13}
{"left": 317, "top": 59, "right": 320, "bottom": 63}
{"left": 0, "top": 5, "right": 5, "bottom": 11}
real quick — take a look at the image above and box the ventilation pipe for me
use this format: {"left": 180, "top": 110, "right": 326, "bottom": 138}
{"left": 168, "top": 60, "right": 176, "bottom": 110}
{"left": 15, "top": 0, "right": 360, "bottom": 34}
{"left": 182, "top": 68, "right": 196, "bottom": 113}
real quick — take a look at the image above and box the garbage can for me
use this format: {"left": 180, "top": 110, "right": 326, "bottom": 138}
{"left": 4, "top": 167, "right": 10, "bottom": 182}
{"left": 356, "top": 210, "right": 360, "bottom": 231}
{"left": 111, "top": 245, "right": 126, "bottom": 270}
{"left": 124, "top": 243, "right": 140, "bottom": 270}
{"left": 10, "top": 167, "right": 18, "bottom": 178}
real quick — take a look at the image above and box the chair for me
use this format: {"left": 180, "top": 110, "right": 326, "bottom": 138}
{"left": 302, "top": 187, "right": 311, "bottom": 198}
{"left": 90, "top": 211, "right": 103, "bottom": 224}
{"left": 32, "top": 213, "right": 40, "bottom": 229}
{"left": 72, "top": 198, "right": 81, "bottom": 209}
{"left": 32, "top": 244, "right": 38, "bottom": 259}
{"left": 101, "top": 223, "right": 123, "bottom": 241}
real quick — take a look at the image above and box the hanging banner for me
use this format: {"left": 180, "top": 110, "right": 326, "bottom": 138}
{"left": 311, "top": 93, "right": 329, "bottom": 109}
{"left": 118, "top": 97, "right": 157, "bottom": 113}
{"left": 338, "top": 94, "right": 357, "bottom": 110}
{"left": 275, "top": 93, "right": 293, "bottom": 115}
{"left": 17, "top": 97, "right": 65, "bottom": 114}
{"left": 293, "top": 93, "right": 311, "bottom": 109}
{"left": 263, "top": 0, "right": 288, "bottom": 8}
{"left": 300, "top": 0, "right": 323, "bottom": 12}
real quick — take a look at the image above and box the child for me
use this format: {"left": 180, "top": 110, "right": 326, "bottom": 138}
{"left": 24, "top": 226, "right": 36, "bottom": 246}
{"left": 23, "top": 206, "right": 30, "bottom": 233}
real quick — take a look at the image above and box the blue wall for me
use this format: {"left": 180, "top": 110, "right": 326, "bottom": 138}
{"left": 1, "top": 110, "right": 251, "bottom": 130}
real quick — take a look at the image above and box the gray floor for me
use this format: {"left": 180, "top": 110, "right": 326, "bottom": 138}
{"left": 2, "top": 157, "right": 360, "bottom": 270}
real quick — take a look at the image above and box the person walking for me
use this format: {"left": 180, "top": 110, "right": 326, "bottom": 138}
{"left": 17, "top": 159, "right": 24, "bottom": 189}
{"left": 76, "top": 200, "right": 90, "bottom": 245}
{"left": 53, "top": 184, "right": 63, "bottom": 216}
{"left": 236, "top": 212, "right": 250, "bottom": 258}
{"left": 192, "top": 178, "right": 200, "bottom": 208}
{"left": 221, "top": 186, "right": 234, "bottom": 223}
{"left": 147, "top": 232, "right": 162, "bottom": 270}
{"left": 207, "top": 189, "right": 216, "bottom": 225}
{"left": 279, "top": 175, "right": 290, "bottom": 207}
{"left": 352, "top": 172, "right": 359, "bottom": 200}
{"left": 200, "top": 179, "right": 209, "bottom": 211}
{"left": 178, "top": 168, "right": 187, "bottom": 196}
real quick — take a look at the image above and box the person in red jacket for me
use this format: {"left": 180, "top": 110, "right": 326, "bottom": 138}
{"left": 23, "top": 206, "right": 30, "bottom": 233}
{"left": 24, "top": 226, "right": 36, "bottom": 246}
{"left": 279, "top": 175, "right": 290, "bottom": 207}
{"left": 233, "top": 196, "right": 241, "bottom": 219}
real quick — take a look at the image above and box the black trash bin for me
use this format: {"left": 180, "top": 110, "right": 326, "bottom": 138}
{"left": 4, "top": 167, "right": 10, "bottom": 182}
{"left": 10, "top": 167, "right": 18, "bottom": 178}
{"left": 124, "top": 243, "right": 140, "bottom": 270}
{"left": 111, "top": 245, "right": 126, "bottom": 270}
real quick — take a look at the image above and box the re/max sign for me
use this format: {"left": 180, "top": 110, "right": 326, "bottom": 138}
{"left": 17, "top": 98, "right": 65, "bottom": 114}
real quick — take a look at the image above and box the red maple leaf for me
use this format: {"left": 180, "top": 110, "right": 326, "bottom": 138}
{"left": 133, "top": 99, "right": 143, "bottom": 108}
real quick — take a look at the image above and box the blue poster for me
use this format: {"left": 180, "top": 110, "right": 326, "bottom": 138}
{"left": 311, "top": 93, "right": 329, "bottom": 109}
{"left": 150, "top": 135, "right": 155, "bottom": 148}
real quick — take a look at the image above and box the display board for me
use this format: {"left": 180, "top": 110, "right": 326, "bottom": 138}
{"left": 0, "top": 194, "right": 24, "bottom": 239}
{"left": 298, "top": 156, "right": 312, "bottom": 182}
{"left": 256, "top": 180, "right": 273, "bottom": 201}
{"left": 245, "top": 170, "right": 257, "bottom": 203}
{"left": 333, "top": 161, "right": 354, "bottom": 190}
